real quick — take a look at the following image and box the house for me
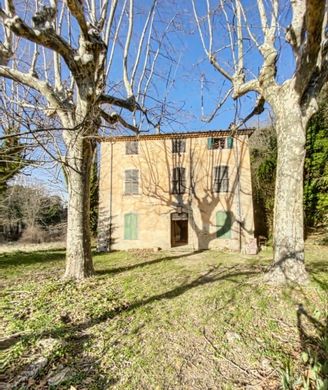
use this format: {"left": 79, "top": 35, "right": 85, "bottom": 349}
{"left": 97, "top": 130, "right": 255, "bottom": 252}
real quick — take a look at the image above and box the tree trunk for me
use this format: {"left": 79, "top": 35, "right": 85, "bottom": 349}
{"left": 265, "top": 107, "right": 308, "bottom": 284}
{"left": 64, "top": 135, "right": 95, "bottom": 279}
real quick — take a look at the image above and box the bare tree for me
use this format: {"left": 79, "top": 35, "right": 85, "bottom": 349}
{"left": 0, "top": 179, "right": 66, "bottom": 242}
{"left": 0, "top": 0, "right": 177, "bottom": 279}
{"left": 192, "top": 0, "right": 328, "bottom": 283}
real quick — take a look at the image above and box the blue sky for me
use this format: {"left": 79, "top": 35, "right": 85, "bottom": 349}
{"left": 20, "top": 0, "right": 296, "bottom": 193}
{"left": 125, "top": 0, "right": 293, "bottom": 134}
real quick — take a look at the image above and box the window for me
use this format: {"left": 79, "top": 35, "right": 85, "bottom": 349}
{"left": 216, "top": 211, "right": 232, "bottom": 239}
{"left": 125, "top": 169, "right": 139, "bottom": 194}
{"left": 213, "top": 166, "right": 229, "bottom": 192}
{"left": 124, "top": 213, "right": 138, "bottom": 240}
{"left": 126, "top": 141, "right": 138, "bottom": 155}
{"left": 172, "top": 167, "right": 186, "bottom": 194}
{"left": 172, "top": 139, "right": 186, "bottom": 153}
{"left": 207, "top": 137, "right": 233, "bottom": 149}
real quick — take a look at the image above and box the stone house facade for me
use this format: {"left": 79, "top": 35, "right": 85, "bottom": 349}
{"left": 97, "top": 130, "right": 255, "bottom": 252}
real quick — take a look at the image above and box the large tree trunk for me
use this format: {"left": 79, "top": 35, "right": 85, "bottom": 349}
{"left": 266, "top": 105, "right": 308, "bottom": 284}
{"left": 64, "top": 135, "right": 96, "bottom": 279}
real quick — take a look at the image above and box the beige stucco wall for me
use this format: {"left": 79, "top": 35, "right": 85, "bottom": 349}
{"left": 98, "top": 134, "right": 254, "bottom": 251}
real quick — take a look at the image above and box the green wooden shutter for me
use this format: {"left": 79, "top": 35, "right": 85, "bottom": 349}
{"left": 124, "top": 213, "right": 138, "bottom": 240}
{"left": 124, "top": 214, "right": 131, "bottom": 239}
{"left": 227, "top": 136, "right": 233, "bottom": 149}
{"left": 131, "top": 214, "right": 138, "bottom": 239}
{"left": 207, "top": 137, "right": 214, "bottom": 149}
{"left": 216, "top": 211, "right": 232, "bottom": 239}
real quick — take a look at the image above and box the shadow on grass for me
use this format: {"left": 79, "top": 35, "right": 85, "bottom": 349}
{"left": 4, "top": 257, "right": 327, "bottom": 348}
{"left": 296, "top": 304, "right": 328, "bottom": 386}
{"left": 0, "top": 250, "right": 65, "bottom": 269}
{"left": 306, "top": 261, "right": 328, "bottom": 292}
{"left": 311, "top": 275, "right": 328, "bottom": 292}
{"left": 4, "top": 263, "right": 265, "bottom": 349}
{"left": 95, "top": 251, "right": 202, "bottom": 276}
{"left": 27, "top": 260, "right": 328, "bottom": 334}
{"left": 2, "top": 329, "right": 117, "bottom": 388}
{"left": 307, "top": 261, "right": 328, "bottom": 275}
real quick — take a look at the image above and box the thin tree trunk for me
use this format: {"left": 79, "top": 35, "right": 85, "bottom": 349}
{"left": 266, "top": 109, "right": 308, "bottom": 284}
{"left": 64, "top": 136, "right": 95, "bottom": 279}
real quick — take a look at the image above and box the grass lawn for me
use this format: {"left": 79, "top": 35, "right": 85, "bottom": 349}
{"left": 0, "top": 244, "right": 327, "bottom": 389}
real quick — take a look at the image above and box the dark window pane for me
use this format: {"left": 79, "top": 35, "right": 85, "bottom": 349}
{"left": 213, "top": 138, "right": 226, "bottom": 149}
{"left": 214, "top": 166, "right": 229, "bottom": 192}
{"left": 172, "top": 139, "right": 186, "bottom": 153}
{"left": 208, "top": 137, "right": 229, "bottom": 150}
{"left": 172, "top": 167, "right": 186, "bottom": 194}
{"left": 126, "top": 141, "right": 138, "bottom": 155}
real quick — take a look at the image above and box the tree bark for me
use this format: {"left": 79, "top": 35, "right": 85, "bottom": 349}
{"left": 265, "top": 102, "right": 308, "bottom": 284}
{"left": 64, "top": 134, "right": 95, "bottom": 279}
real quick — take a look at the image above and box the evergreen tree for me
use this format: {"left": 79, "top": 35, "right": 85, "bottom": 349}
{"left": 0, "top": 135, "right": 26, "bottom": 195}
{"left": 250, "top": 127, "right": 277, "bottom": 239}
{"left": 251, "top": 97, "right": 328, "bottom": 240}
{"left": 304, "top": 100, "right": 328, "bottom": 228}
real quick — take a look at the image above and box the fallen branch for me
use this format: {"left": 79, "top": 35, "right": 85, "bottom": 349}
{"left": 0, "top": 332, "right": 26, "bottom": 350}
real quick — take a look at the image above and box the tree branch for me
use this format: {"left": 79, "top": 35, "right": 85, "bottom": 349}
{"left": 294, "top": 0, "right": 326, "bottom": 95}
{"left": 130, "top": 0, "right": 157, "bottom": 88}
{"left": 103, "top": 0, "right": 118, "bottom": 44}
{"left": 0, "top": 7, "right": 78, "bottom": 76}
{"left": 201, "top": 87, "right": 232, "bottom": 123}
{"left": 65, "top": 0, "right": 89, "bottom": 38}
{"left": 232, "top": 79, "right": 260, "bottom": 99}
{"left": 231, "top": 95, "right": 265, "bottom": 130}
{"left": 100, "top": 94, "right": 137, "bottom": 111}
{"left": 106, "top": 0, "right": 127, "bottom": 75}
{"left": 123, "top": 0, "right": 134, "bottom": 98}
{"left": 256, "top": 0, "right": 278, "bottom": 89}
{"left": 0, "top": 66, "right": 68, "bottom": 115}
{"left": 100, "top": 108, "right": 138, "bottom": 133}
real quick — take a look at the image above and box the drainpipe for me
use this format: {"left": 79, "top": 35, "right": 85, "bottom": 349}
{"left": 108, "top": 141, "right": 114, "bottom": 251}
{"left": 188, "top": 137, "right": 195, "bottom": 250}
{"left": 233, "top": 134, "right": 242, "bottom": 251}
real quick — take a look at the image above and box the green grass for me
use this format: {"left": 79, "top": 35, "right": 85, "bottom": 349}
{"left": 0, "top": 245, "right": 327, "bottom": 389}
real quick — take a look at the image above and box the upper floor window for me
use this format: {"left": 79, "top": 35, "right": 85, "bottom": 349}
{"left": 172, "top": 167, "right": 186, "bottom": 194}
{"left": 125, "top": 169, "right": 139, "bottom": 194}
{"left": 172, "top": 139, "right": 186, "bottom": 153}
{"left": 126, "top": 141, "right": 138, "bottom": 155}
{"left": 208, "top": 137, "right": 233, "bottom": 150}
{"left": 213, "top": 166, "right": 229, "bottom": 192}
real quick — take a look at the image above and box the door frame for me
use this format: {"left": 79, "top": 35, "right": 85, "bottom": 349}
{"left": 171, "top": 212, "right": 188, "bottom": 247}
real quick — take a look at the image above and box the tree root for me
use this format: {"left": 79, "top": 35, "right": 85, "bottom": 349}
{"left": 264, "top": 259, "right": 309, "bottom": 285}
